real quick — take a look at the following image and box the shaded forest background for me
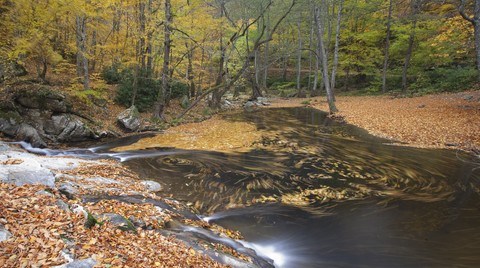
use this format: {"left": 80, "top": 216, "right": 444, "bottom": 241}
{"left": 0, "top": 0, "right": 478, "bottom": 116}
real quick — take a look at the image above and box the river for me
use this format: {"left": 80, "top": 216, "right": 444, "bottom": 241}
{"left": 27, "top": 107, "right": 480, "bottom": 267}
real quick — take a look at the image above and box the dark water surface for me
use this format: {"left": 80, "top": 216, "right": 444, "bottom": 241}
{"left": 61, "top": 108, "right": 480, "bottom": 267}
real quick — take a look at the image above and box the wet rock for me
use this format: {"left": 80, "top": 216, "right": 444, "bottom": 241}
{"left": 117, "top": 105, "right": 141, "bottom": 132}
{"left": 58, "top": 182, "right": 78, "bottom": 200}
{"left": 141, "top": 180, "right": 162, "bottom": 192}
{"left": 0, "top": 159, "right": 55, "bottom": 187}
{"left": 0, "top": 224, "right": 12, "bottom": 242}
{"left": 99, "top": 213, "right": 136, "bottom": 232}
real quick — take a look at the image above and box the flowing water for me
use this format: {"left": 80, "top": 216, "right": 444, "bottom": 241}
{"left": 23, "top": 108, "right": 480, "bottom": 267}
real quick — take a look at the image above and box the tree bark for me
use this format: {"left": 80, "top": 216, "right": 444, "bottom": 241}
{"left": 262, "top": 14, "right": 270, "bottom": 89}
{"left": 76, "top": 14, "right": 89, "bottom": 90}
{"left": 382, "top": 0, "right": 393, "bottom": 93}
{"left": 153, "top": 0, "right": 172, "bottom": 119}
{"left": 459, "top": 0, "right": 480, "bottom": 80}
{"left": 330, "top": 0, "right": 344, "bottom": 92}
{"left": 186, "top": 43, "right": 195, "bottom": 98}
{"left": 315, "top": 4, "right": 338, "bottom": 113}
{"left": 402, "top": 0, "right": 419, "bottom": 92}
{"left": 296, "top": 19, "right": 303, "bottom": 92}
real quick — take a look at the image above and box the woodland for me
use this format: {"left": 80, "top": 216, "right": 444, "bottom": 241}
{"left": 1, "top": 1, "right": 480, "bottom": 267}
{"left": 0, "top": 0, "right": 478, "bottom": 116}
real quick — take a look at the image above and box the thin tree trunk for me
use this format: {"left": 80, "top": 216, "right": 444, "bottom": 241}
{"left": 307, "top": 14, "right": 314, "bottom": 91}
{"left": 314, "top": 4, "right": 338, "bottom": 113}
{"left": 187, "top": 44, "right": 195, "bottom": 98}
{"left": 382, "top": 0, "right": 393, "bottom": 93}
{"left": 146, "top": 0, "right": 153, "bottom": 75}
{"left": 330, "top": 0, "right": 344, "bottom": 92}
{"left": 459, "top": 0, "right": 480, "bottom": 80}
{"left": 402, "top": 0, "right": 419, "bottom": 92}
{"left": 153, "top": 0, "right": 172, "bottom": 119}
{"left": 90, "top": 30, "right": 97, "bottom": 72}
{"left": 138, "top": 1, "right": 146, "bottom": 72}
{"left": 282, "top": 55, "right": 288, "bottom": 81}
{"left": 76, "top": 14, "right": 89, "bottom": 90}
{"left": 296, "top": 19, "right": 303, "bottom": 92}
{"left": 263, "top": 14, "right": 270, "bottom": 89}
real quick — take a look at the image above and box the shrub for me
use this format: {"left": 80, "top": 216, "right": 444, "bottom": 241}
{"left": 410, "top": 67, "right": 477, "bottom": 93}
{"left": 115, "top": 68, "right": 160, "bottom": 112}
{"left": 170, "top": 80, "right": 189, "bottom": 99}
{"left": 101, "top": 63, "right": 123, "bottom": 84}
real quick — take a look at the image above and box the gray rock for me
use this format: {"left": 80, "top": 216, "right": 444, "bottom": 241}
{"left": 15, "top": 90, "right": 67, "bottom": 113}
{"left": 83, "top": 177, "right": 120, "bottom": 185}
{"left": 463, "top": 95, "right": 474, "bottom": 101}
{"left": 244, "top": 101, "right": 257, "bottom": 108}
{"left": 54, "top": 258, "right": 97, "bottom": 268}
{"left": 99, "top": 213, "right": 136, "bottom": 232}
{"left": 140, "top": 180, "right": 162, "bottom": 192}
{"left": 0, "top": 224, "right": 12, "bottom": 242}
{"left": 0, "top": 159, "right": 55, "bottom": 187}
{"left": 53, "top": 115, "right": 95, "bottom": 142}
{"left": 58, "top": 182, "right": 78, "bottom": 200}
{"left": 56, "top": 200, "right": 71, "bottom": 212}
{"left": 16, "top": 123, "right": 47, "bottom": 148}
{"left": 256, "top": 97, "right": 269, "bottom": 103}
{"left": 55, "top": 173, "right": 79, "bottom": 181}
{"left": 117, "top": 105, "right": 141, "bottom": 132}
{"left": 35, "top": 190, "right": 54, "bottom": 197}
{"left": 39, "top": 158, "right": 87, "bottom": 171}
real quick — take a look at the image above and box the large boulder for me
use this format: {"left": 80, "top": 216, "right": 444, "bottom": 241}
{"left": 117, "top": 105, "right": 141, "bottom": 132}
{"left": 0, "top": 87, "right": 100, "bottom": 147}
{"left": 15, "top": 123, "right": 47, "bottom": 148}
{"left": 50, "top": 114, "right": 95, "bottom": 142}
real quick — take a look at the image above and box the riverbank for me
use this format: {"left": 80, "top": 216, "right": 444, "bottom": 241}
{"left": 0, "top": 142, "right": 273, "bottom": 267}
{"left": 270, "top": 91, "right": 480, "bottom": 152}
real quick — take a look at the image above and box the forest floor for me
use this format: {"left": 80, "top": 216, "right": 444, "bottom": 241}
{"left": 270, "top": 91, "right": 480, "bottom": 152}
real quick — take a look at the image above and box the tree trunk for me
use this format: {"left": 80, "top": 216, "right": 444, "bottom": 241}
{"left": 401, "top": 0, "right": 419, "bottom": 93}
{"left": 382, "top": 0, "right": 393, "bottom": 93}
{"left": 153, "top": 0, "right": 172, "bottom": 119}
{"left": 76, "top": 14, "right": 89, "bottom": 90}
{"left": 37, "top": 57, "right": 47, "bottom": 83}
{"left": 187, "top": 44, "right": 195, "bottom": 98}
{"left": 296, "top": 19, "right": 303, "bottom": 92}
{"left": 315, "top": 4, "right": 338, "bottom": 113}
{"left": 330, "top": 0, "right": 344, "bottom": 92}
{"left": 138, "top": 1, "right": 146, "bottom": 72}
{"left": 459, "top": 0, "right": 480, "bottom": 80}
{"left": 263, "top": 14, "right": 270, "bottom": 90}
{"left": 146, "top": 0, "right": 154, "bottom": 75}
{"left": 90, "top": 30, "right": 97, "bottom": 73}
{"left": 307, "top": 23, "right": 313, "bottom": 91}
